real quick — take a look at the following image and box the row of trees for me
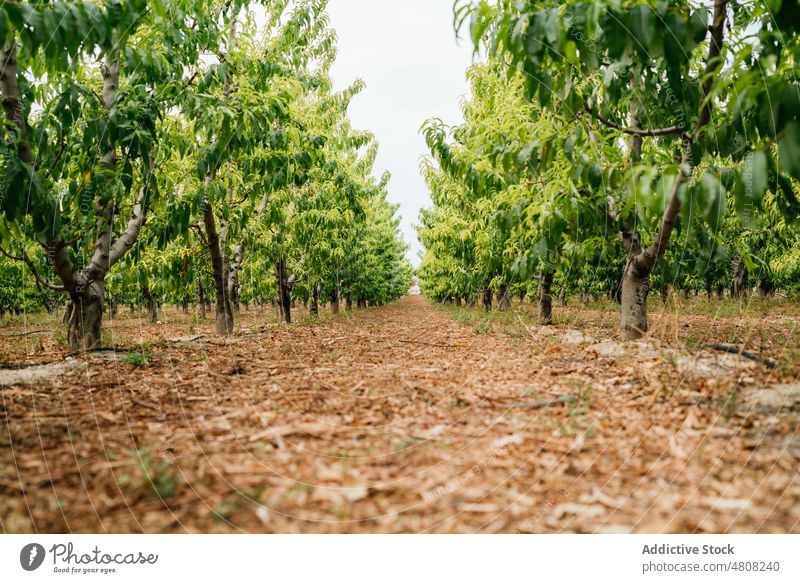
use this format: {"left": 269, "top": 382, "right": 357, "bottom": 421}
{"left": 0, "top": 0, "right": 411, "bottom": 349}
{"left": 418, "top": 0, "right": 800, "bottom": 337}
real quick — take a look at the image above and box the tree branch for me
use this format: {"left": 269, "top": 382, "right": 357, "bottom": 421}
{"left": 230, "top": 190, "right": 251, "bottom": 207}
{"left": 86, "top": 55, "right": 120, "bottom": 280}
{"left": 189, "top": 222, "right": 209, "bottom": 247}
{"left": 0, "top": 245, "right": 65, "bottom": 291}
{"left": 584, "top": 102, "right": 684, "bottom": 137}
{"left": 0, "top": 42, "right": 35, "bottom": 165}
{"left": 637, "top": 0, "right": 728, "bottom": 269}
{"left": 108, "top": 159, "right": 153, "bottom": 268}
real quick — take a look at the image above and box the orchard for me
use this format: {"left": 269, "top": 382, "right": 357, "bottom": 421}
{"left": 0, "top": 0, "right": 411, "bottom": 348}
{"left": 420, "top": 0, "right": 800, "bottom": 338}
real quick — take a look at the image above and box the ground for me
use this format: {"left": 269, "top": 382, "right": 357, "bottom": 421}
{"left": 1, "top": 296, "right": 798, "bottom": 533}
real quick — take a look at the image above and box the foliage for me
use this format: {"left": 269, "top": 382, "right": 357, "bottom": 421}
{"left": 0, "top": 0, "right": 410, "bottom": 341}
{"left": 419, "top": 1, "right": 800, "bottom": 328}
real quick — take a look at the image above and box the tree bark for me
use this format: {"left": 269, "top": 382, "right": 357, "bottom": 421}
{"left": 198, "top": 280, "right": 207, "bottom": 319}
{"left": 539, "top": 270, "right": 554, "bottom": 325}
{"left": 331, "top": 288, "right": 340, "bottom": 314}
{"left": 497, "top": 285, "right": 511, "bottom": 311}
{"left": 620, "top": 234, "right": 651, "bottom": 339}
{"left": 755, "top": 277, "right": 773, "bottom": 298}
{"left": 310, "top": 284, "right": 319, "bottom": 316}
{"left": 141, "top": 283, "right": 157, "bottom": 324}
{"left": 0, "top": 44, "right": 34, "bottom": 164}
{"left": 228, "top": 243, "right": 243, "bottom": 313}
{"left": 65, "top": 281, "right": 104, "bottom": 351}
{"left": 276, "top": 257, "right": 292, "bottom": 323}
{"left": 203, "top": 192, "right": 234, "bottom": 335}
{"left": 482, "top": 287, "right": 492, "bottom": 311}
{"left": 345, "top": 296, "right": 353, "bottom": 310}
{"left": 731, "top": 256, "right": 748, "bottom": 299}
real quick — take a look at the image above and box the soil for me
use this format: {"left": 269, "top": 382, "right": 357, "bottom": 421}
{"left": 1, "top": 296, "right": 798, "bottom": 533}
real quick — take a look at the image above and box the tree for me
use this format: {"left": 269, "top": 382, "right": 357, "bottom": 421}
{"left": 442, "top": 0, "right": 800, "bottom": 336}
{"left": 0, "top": 0, "right": 215, "bottom": 348}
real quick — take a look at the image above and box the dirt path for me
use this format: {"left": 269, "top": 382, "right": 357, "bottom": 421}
{"left": 1, "top": 296, "right": 798, "bottom": 533}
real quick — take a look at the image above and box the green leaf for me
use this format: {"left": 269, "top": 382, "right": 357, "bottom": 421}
{"left": 778, "top": 121, "right": 800, "bottom": 181}
{"left": 630, "top": 5, "right": 655, "bottom": 56}
{"left": 689, "top": 9, "right": 709, "bottom": 47}
{"left": 744, "top": 150, "right": 768, "bottom": 201}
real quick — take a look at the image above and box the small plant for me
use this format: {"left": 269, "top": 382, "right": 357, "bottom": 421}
{"left": 124, "top": 352, "right": 151, "bottom": 367}
{"left": 473, "top": 321, "right": 492, "bottom": 335}
{"left": 132, "top": 449, "right": 180, "bottom": 499}
{"left": 211, "top": 499, "right": 239, "bottom": 522}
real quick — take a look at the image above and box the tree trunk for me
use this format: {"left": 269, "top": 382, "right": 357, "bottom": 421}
{"left": 181, "top": 297, "right": 189, "bottom": 314}
{"left": 331, "top": 288, "right": 340, "bottom": 314}
{"left": 731, "top": 256, "right": 748, "bottom": 299}
{"left": 276, "top": 258, "right": 292, "bottom": 323}
{"left": 203, "top": 198, "right": 234, "bottom": 335}
{"left": 482, "top": 288, "right": 492, "bottom": 311}
{"left": 618, "top": 0, "right": 727, "bottom": 339}
{"left": 497, "top": 285, "right": 511, "bottom": 311}
{"left": 198, "top": 281, "right": 207, "bottom": 319}
{"left": 228, "top": 243, "right": 243, "bottom": 313}
{"left": 455, "top": 296, "right": 462, "bottom": 307}
{"left": 310, "top": 284, "right": 319, "bottom": 316}
{"left": 142, "top": 283, "right": 157, "bottom": 324}
{"left": 539, "top": 270, "right": 554, "bottom": 325}
{"left": 345, "top": 296, "right": 353, "bottom": 310}
{"left": 621, "top": 261, "right": 651, "bottom": 340}
{"left": 65, "top": 281, "right": 104, "bottom": 351}
{"left": 755, "top": 277, "right": 773, "bottom": 298}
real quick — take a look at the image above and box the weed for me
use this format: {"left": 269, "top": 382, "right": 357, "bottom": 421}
{"left": 473, "top": 321, "right": 492, "bottom": 335}
{"left": 132, "top": 449, "right": 180, "bottom": 499}
{"left": 211, "top": 500, "right": 238, "bottom": 522}
{"left": 124, "top": 352, "right": 150, "bottom": 367}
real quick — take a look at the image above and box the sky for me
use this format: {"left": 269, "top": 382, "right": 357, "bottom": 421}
{"left": 326, "top": 0, "right": 475, "bottom": 266}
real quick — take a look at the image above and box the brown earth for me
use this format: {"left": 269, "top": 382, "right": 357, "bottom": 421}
{"left": 1, "top": 295, "right": 798, "bottom": 533}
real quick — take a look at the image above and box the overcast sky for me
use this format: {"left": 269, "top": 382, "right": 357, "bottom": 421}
{"left": 326, "top": 1, "right": 474, "bottom": 266}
